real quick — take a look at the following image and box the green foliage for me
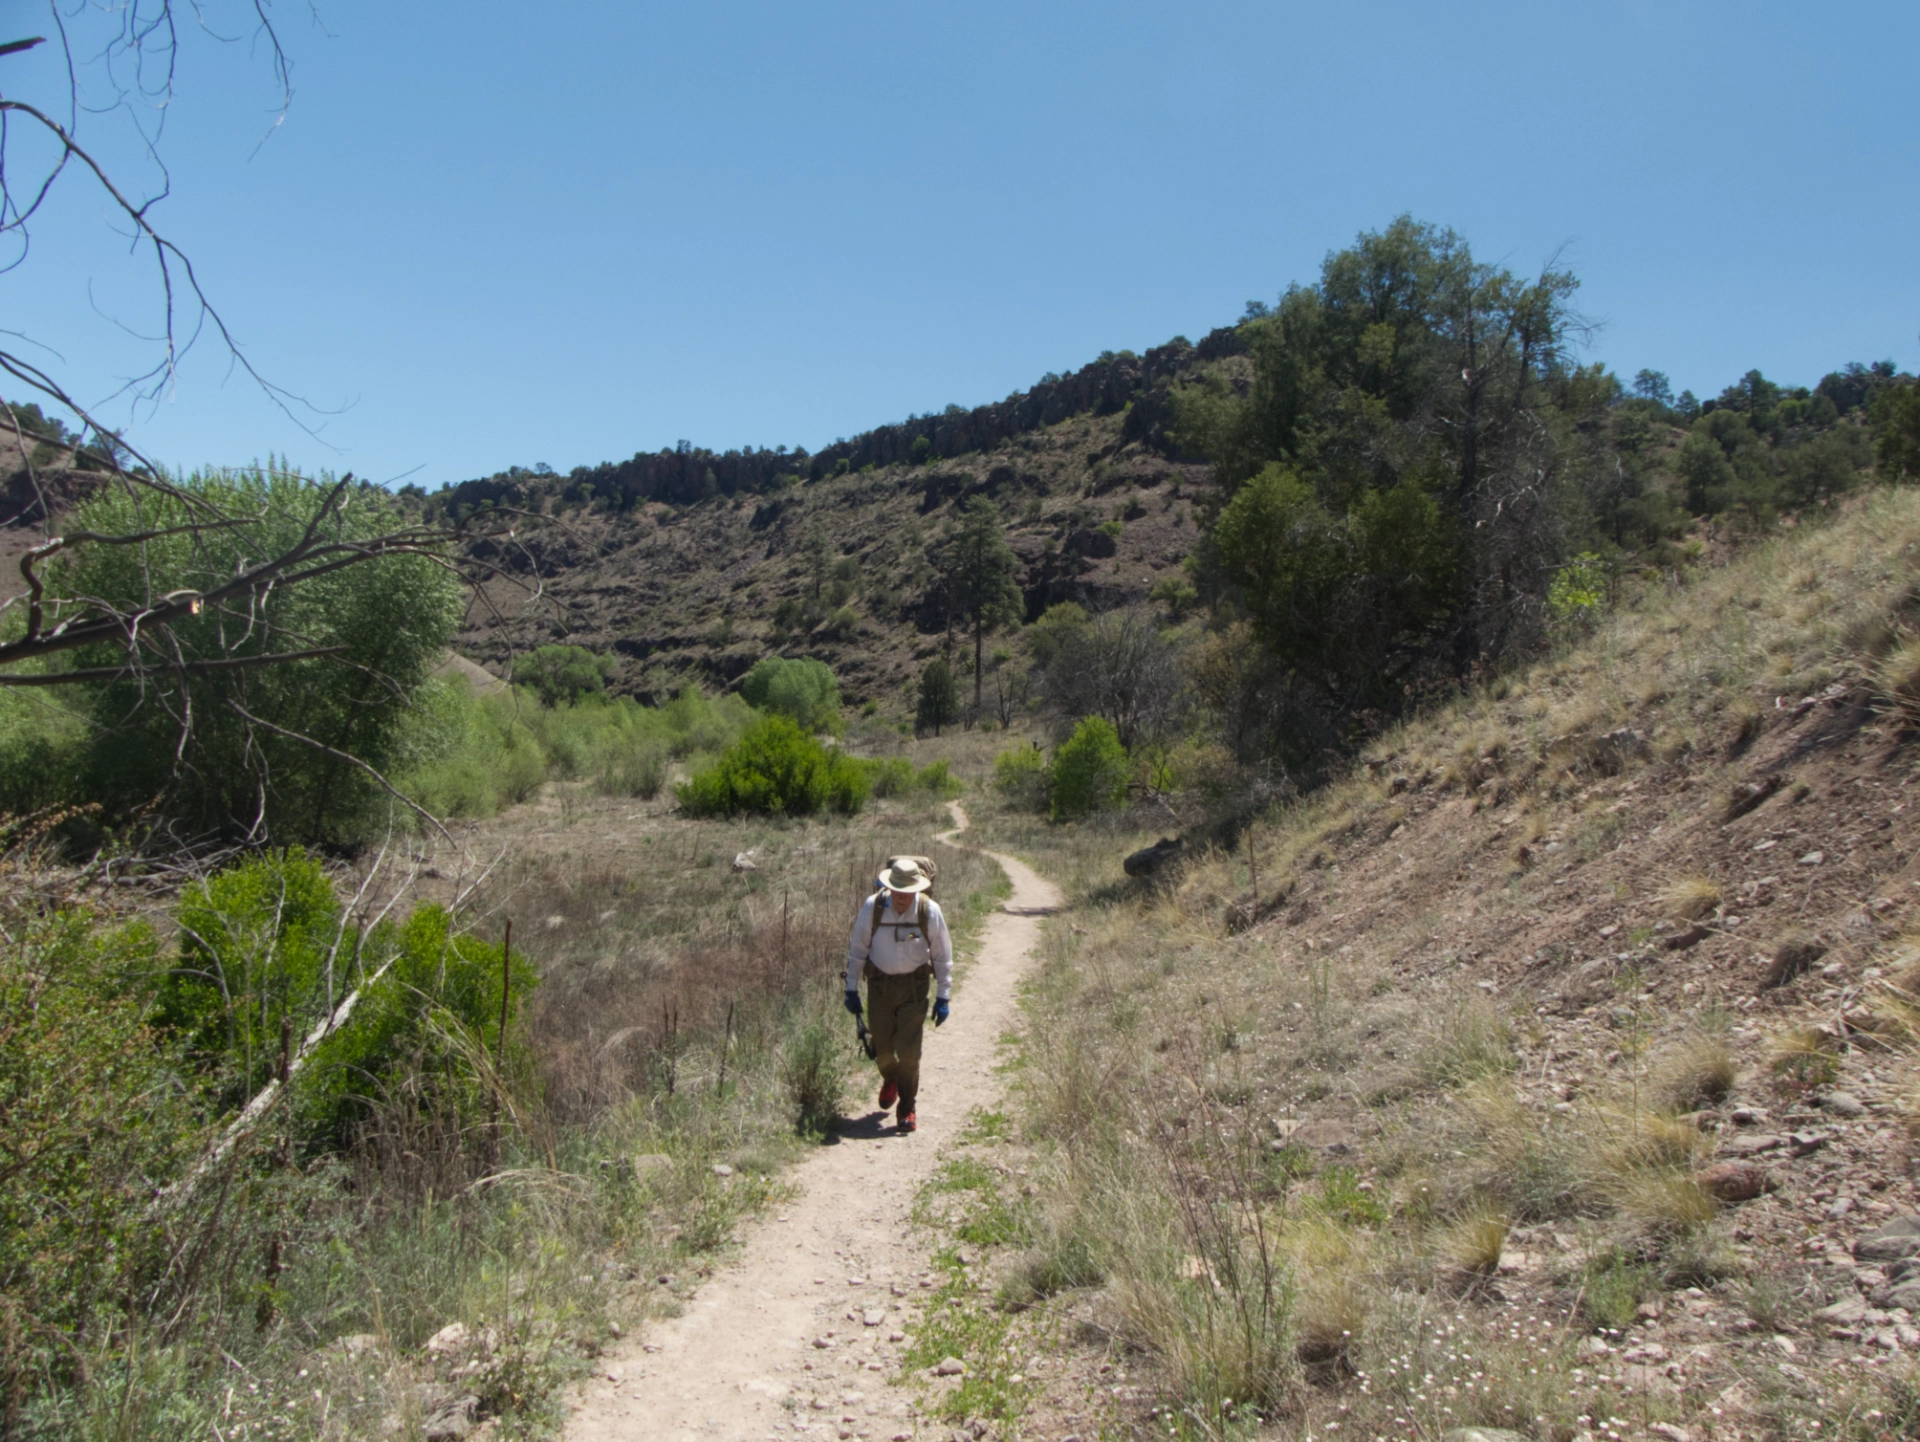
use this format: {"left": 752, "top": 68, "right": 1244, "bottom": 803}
{"left": 932, "top": 497, "right": 1026, "bottom": 704}
{"left": 156, "top": 849, "right": 534, "bottom": 1149}
{"left": 45, "top": 466, "right": 464, "bottom": 844}
{"left": 301, "top": 904, "right": 535, "bottom": 1148}
{"left": 1546, "top": 551, "right": 1608, "bottom": 633}
{"left": 909, "top": 435, "right": 933, "bottom": 466}
{"left": 866, "top": 756, "right": 962, "bottom": 799}
{"left": 1211, "top": 463, "right": 1464, "bottom": 707}
{"left": 676, "top": 714, "right": 869, "bottom": 817}
{"left": 1024, "top": 602, "right": 1090, "bottom": 667}
{"left": 0, "top": 912, "right": 200, "bottom": 1380}
{"left": 741, "top": 656, "right": 843, "bottom": 731}
{"left": 396, "top": 682, "right": 751, "bottom": 819}
{"left": 1048, "top": 716, "right": 1129, "bottom": 821}
{"left": 1149, "top": 573, "right": 1198, "bottom": 619}
{"left": 916, "top": 657, "right": 961, "bottom": 736}
{"left": 1875, "top": 382, "right": 1920, "bottom": 482}
{"left": 510, "top": 644, "right": 616, "bottom": 705}
{"left": 781, "top": 1018, "right": 848, "bottom": 1136}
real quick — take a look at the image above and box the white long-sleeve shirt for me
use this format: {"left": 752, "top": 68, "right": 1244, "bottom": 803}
{"left": 846, "top": 892, "right": 953, "bottom": 1000}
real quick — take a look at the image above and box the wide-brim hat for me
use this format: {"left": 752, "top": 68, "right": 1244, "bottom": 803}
{"left": 878, "top": 858, "right": 933, "bottom": 893}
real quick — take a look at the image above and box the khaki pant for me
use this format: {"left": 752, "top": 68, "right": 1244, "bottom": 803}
{"left": 864, "top": 963, "right": 931, "bottom": 1114}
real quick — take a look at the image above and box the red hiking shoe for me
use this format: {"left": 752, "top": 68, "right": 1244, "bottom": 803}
{"left": 878, "top": 1080, "right": 898, "bottom": 1109}
{"left": 897, "top": 1109, "right": 917, "bottom": 1133}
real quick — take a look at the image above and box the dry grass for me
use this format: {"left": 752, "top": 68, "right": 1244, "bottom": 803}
{"left": 1652, "top": 1033, "right": 1737, "bottom": 1110}
{"left": 1660, "top": 873, "right": 1724, "bottom": 921}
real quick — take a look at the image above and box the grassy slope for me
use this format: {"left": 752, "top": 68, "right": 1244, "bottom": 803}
{"left": 932, "top": 489, "right": 1920, "bottom": 1441}
{"left": 454, "top": 410, "right": 1216, "bottom": 712}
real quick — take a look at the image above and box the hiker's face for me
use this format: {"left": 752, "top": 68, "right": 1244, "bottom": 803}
{"left": 888, "top": 888, "right": 915, "bottom": 910}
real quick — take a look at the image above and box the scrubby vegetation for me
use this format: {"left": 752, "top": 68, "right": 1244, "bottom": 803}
{"left": 0, "top": 788, "right": 1009, "bottom": 1435}
{"left": 936, "top": 485, "right": 1920, "bottom": 1439}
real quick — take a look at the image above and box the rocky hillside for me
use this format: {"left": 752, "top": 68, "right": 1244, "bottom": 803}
{"left": 446, "top": 335, "right": 1252, "bottom": 708}
{"left": 944, "top": 486, "right": 1920, "bottom": 1441}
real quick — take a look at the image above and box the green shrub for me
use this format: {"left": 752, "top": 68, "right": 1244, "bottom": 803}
{"left": 157, "top": 850, "right": 534, "bottom": 1149}
{"left": 676, "top": 714, "right": 869, "bottom": 817}
{"left": 993, "top": 743, "right": 1050, "bottom": 811}
{"left": 741, "top": 656, "right": 842, "bottom": 731}
{"left": 867, "top": 756, "right": 963, "bottom": 800}
{"left": 781, "top": 1018, "right": 848, "bottom": 1136}
{"left": 1049, "top": 717, "right": 1129, "bottom": 821}
{"left": 510, "top": 644, "right": 616, "bottom": 706}
{"left": 0, "top": 912, "right": 201, "bottom": 1383}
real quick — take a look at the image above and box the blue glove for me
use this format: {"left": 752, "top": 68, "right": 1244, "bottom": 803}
{"left": 844, "top": 990, "right": 863, "bottom": 1017}
{"left": 933, "top": 997, "right": 950, "bottom": 1027}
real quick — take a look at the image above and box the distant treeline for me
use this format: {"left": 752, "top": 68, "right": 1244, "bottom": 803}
{"left": 419, "top": 327, "right": 1248, "bottom": 520}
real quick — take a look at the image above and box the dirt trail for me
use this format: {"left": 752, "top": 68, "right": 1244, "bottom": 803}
{"left": 563, "top": 804, "right": 1061, "bottom": 1442}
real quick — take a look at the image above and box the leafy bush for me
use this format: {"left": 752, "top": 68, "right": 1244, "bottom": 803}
{"left": 867, "top": 756, "right": 963, "bottom": 799}
{"left": 510, "top": 644, "right": 616, "bottom": 706}
{"left": 1049, "top": 716, "right": 1129, "bottom": 821}
{"left": 676, "top": 714, "right": 869, "bottom": 817}
{"left": 157, "top": 849, "right": 534, "bottom": 1149}
{"left": 0, "top": 912, "right": 201, "bottom": 1385}
{"left": 993, "top": 743, "right": 1050, "bottom": 811}
{"left": 741, "top": 656, "right": 842, "bottom": 731}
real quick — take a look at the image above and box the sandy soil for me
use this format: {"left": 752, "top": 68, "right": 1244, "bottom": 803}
{"left": 561, "top": 803, "right": 1061, "bottom": 1442}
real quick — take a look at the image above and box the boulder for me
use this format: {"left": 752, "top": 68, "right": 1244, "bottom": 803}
{"left": 1856, "top": 1216, "right": 1920, "bottom": 1264}
{"left": 1124, "top": 837, "right": 1183, "bottom": 879}
{"left": 1695, "top": 1161, "right": 1779, "bottom": 1203}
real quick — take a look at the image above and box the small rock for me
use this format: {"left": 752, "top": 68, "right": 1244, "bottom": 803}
{"left": 422, "top": 1396, "right": 480, "bottom": 1441}
{"left": 1648, "top": 1426, "right": 1692, "bottom": 1442}
{"left": 1763, "top": 933, "right": 1828, "bottom": 989}
{"left": 1817, "top": 1296, "right": 1869, "bottom": 1325}
{"left": 1790, "top": 1131, "right": 1831, "bottom": 1157}
{"left": 1599, "top": 924, "right": 1620, "bottom": 938}
{"left": 712, "top": 1163, "right": 733, "bottom": 1178}
{"left": 1819, "top": 1092, "right": 1867, "bottom": 1118}
{"left": 863, "top": 1310, "right": 886, "bottom": 1327}
{"left": 1728, "top": 1106, "right": 1771, "bottom": 1126}
{"left": 1721, "top": 1133, "right": 1785, "bottom": 1156}
{"left": 933, "top": 1357, "right": 966, "bottom": 1376}
{"left": 812, "top": 1338, "right": 833, "bottom": 1349}
{"left": 1696, "top": 1161, "right": 1781, "bottom": 1203}
{"left": 1771, "top": 1334, "right": 1799, "bottom": 1355}
{"left": 1829, "top": 1197, "right": 1857, "bottom": 1221}
{"left": 1622, "top": 1341, "right": 1669, "bottom": 1362}
{"left": 1799, "top": 850, "right": 1825, "bottom": 867}
{"left": 889, "top": 1331, "right": 905, "bottom": 1343}
{"left": 424, "top": 1323, "right": 472, "bottom": 1357}
{"left": 333, "top": 1333, "right": 379, "bottom": 1357}
{"left": 731, "top": 851, "right": 758, "bottom": 872}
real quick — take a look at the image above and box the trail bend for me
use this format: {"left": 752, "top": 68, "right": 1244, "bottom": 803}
{"left": 563, "top": 802, "right": 1061, "bottom": 1442}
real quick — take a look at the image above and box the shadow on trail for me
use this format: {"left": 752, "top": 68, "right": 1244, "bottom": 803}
{"left": 823, "top": 1109, "right": 914, "bottom": 1143}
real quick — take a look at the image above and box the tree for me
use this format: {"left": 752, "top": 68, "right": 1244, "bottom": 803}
{"left": 932, "top": 497, "right": 1025, "bottom": 711}
{"left": 741, "top": 656, "right": 842, "bottom": 731}
{"left": 915, "top": 658, "right": 960, "bottom": 737}
{"left": 0, "top": 14, "right": 539, "bottom": 849}
{"left": 1874, "top": 383, "right": 1920, "bottom": 482}
{"left": 33, "top": 467, "right": 466, "bottom": 844}
{"left": 1042, "top": 606, "right": 1187, "bottom": 752}
{"left": 513, "top": 644, "right": 617, "bottom": 706}
{"left": 1049, "top": 716, "right": 1129, "bottom": 822}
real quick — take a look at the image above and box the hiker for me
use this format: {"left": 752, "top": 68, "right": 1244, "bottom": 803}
{"left": 844, "top": 856, "right": 951, "bottom": 1133}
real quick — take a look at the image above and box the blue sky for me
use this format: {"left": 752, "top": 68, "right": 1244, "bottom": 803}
{"left": 8, "top": 1, "right": 1917, "bottom": 488}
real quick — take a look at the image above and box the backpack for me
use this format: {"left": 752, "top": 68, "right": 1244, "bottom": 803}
{"left": 866, "top": 854, "right": 937, "bottom": 952}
